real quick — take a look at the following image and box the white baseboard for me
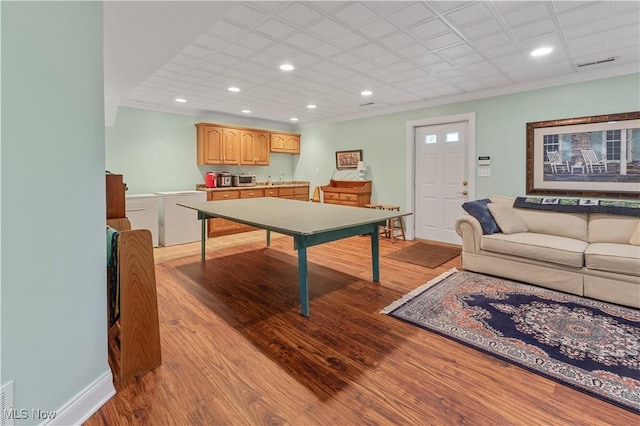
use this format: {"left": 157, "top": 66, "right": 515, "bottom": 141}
{"left": 45, "top": 370, "right": 115, "bottom": 426}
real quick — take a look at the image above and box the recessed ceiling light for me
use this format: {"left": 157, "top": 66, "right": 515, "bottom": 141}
{"left": 306, "top": 104, "right": 316, "bottom": 109}
{"left": 279, "top": 63, "right": 294, "bottom": 71}
{"left": 241, "top": 110, "right": 251, "bottom": 114}
{"left": 175, "top": 98, "right": 187, "bottom": 103}
{"left": 531, "top": 47, "right": 553, "bottom": 57}
{"left": 361, "top": 90, "right": 372, "bottom": 96}
{"left": 228, "top": 87, "right": 240, "bottom": 92}
{"left": 290, "top": 117, "right": 299, "bottom": 121}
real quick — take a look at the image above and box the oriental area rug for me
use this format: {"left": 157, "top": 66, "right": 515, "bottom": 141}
{"left": 384, "top": 241, "right": 460, "bottom": 269}
{"left": 381, "top": 269, "right": 640, "bottom": 414}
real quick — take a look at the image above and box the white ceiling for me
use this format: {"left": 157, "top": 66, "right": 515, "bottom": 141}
{"left": 105, "top": 1, "right": 640, "bottom": 128}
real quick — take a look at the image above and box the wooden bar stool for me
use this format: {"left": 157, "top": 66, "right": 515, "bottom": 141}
{"left": 380, "top": 205, "right": 405, "bottom": 243}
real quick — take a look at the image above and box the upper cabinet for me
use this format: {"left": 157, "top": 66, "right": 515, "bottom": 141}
{"left": 197, "top": 123, "right": 299, "bottom": 165}
{"left": 270, "top": 133, "right": 300, "bottom": 154}
{"left": 196, "top": 124, "right": 240, "bottom": 165}
{"left": 240, "top": 130, "right": 270, "bottom": 165}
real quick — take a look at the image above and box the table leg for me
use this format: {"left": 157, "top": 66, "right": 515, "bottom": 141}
{"left": 266, "top": 229, "right": 271, "bottom": 247}
{"left": 201, "top": 218, "right": 206, "bottom": 261}
{"left": 295, "top": 236, "right": 310, "bottom": 317}
{"left": 371, "top": 225, "right": 380, "bottom": 282}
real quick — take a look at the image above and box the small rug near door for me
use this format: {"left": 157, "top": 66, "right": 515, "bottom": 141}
{"left": 381, "top": 269, "right": 640, "bottom": 414}
{"left": 385, "top": 241, "right": 460, "bottom": 269}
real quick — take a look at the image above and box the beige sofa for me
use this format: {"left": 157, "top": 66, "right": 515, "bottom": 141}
{"left": 455, "top": 196, "right": 640, "bottom": 309}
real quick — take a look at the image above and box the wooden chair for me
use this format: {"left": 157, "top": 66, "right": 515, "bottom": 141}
{"left": 581, "top": 149, "right": 608, "bottom": 173}
{"left": 546, "top": 150, "right": 569, "bottom": 173}
{"left": 107, "top": 218, "right": 162, "bottom": 381}
{"left": 379, "top": 205, "right": 406, "bottom": 243}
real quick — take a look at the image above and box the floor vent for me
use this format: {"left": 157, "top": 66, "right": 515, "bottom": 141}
{"left": 1, "top": 381, "right": 15, "bottom": 426}
{"left": 576, "top": 56, "right": 617, "bottom": 68}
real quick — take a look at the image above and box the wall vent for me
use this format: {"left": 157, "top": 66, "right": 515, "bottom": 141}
{"left": 359, "top": 102, "right": 375, "bottom": 107}
{"left": 576, "top": 56, "right": 617, "bottom": 68}
{"left": 1, "top": 381, "right": 15, "bottom": 426}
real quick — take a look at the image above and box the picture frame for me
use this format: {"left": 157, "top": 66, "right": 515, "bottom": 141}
{"left": 335, "top": 150, "right": 363, "bottom": 170}
{"left": 526, "top": 111, "right": 640, "bottom": 199}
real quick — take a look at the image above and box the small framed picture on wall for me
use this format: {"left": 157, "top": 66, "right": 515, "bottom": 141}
{"left": 335, "top": 150, "right": 363, "bottom": 169}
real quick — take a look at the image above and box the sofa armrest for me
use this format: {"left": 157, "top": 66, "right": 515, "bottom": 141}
{"left": 455, "top": 214, "right": 483, "bottom": 254}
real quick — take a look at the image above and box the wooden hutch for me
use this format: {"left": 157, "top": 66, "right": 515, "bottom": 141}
{"left": 320, "top": 180, "right": 372, "bottom": 207}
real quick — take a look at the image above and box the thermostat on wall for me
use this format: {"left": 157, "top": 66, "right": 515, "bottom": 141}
{"left": 478, "top": 156, "right": 491, "bottom": 166}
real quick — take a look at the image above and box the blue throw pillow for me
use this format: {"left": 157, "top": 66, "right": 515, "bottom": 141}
{"left": 462, "top": 199, "right": 500, "bottom": 234}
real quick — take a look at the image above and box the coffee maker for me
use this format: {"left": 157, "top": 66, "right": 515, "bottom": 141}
{"left": 205, "top": 172, "right": 218, "bottom": 188}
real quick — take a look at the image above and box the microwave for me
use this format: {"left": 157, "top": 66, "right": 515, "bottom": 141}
{"left": 232, "top": 174, "right": 256, "bottom": 187}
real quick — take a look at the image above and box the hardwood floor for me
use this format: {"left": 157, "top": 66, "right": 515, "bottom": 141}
{"left": 86, "top": 233, "right": 637, "bottom": 425}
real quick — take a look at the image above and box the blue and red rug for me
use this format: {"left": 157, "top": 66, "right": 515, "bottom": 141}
{"left": 382, "top": 269, "right": 640, "bottom": 414}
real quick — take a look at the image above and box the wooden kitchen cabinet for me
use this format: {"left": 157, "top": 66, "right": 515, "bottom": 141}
{"left": 203, "top": 184, "right": 309, "bottom": 237}
{"left": 270, "top": 133, "right": 300, "bottom": 154}
{"left": 240, "top": 131, "right": 270, "bottom": 165}
{"left": 321, "top": 180, "right": 371, "bottom": 207}
{"left": 196, "top": 124, "right": 240, "bottom": 165}
{"left": 106, "top": 173, "right": 126, "bottom": 219}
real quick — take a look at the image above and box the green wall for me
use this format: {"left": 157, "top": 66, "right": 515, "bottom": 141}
{"left": 298, "top": 73, "right": 640, "bottom": 209}
{"left": 106, "top": 107, "right": 299, "bottom": 194}
{"left": 1, "top": 2, "right": 109, "bottom": 423}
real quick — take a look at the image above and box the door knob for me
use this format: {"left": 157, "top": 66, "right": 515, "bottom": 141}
{"left": 457, "top": 190, "right": 468, "bottom": 196}
{"left": 462, "top": 181, "right": 468, "bottom": 186}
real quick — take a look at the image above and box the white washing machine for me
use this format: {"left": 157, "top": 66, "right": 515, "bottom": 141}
{"left": 125, "top": 193, "right": 159, "bottom": 247}
{"left": 156, "top": 190, "right": 207, "bottom": 246}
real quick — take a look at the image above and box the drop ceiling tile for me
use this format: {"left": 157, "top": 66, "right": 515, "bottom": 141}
{"left": 557, "top": 2, "right": 607, "bottom": 27}
{"left": 290, "top": 53, "right": 319, "bottom": 67}
{"left": 367, "top": 68, "right": 393, "bottom": 79}
{"left": 426, "top": 32, "right": 465, "bottom": 50}
{"left": 614, "top": 9, "right": 640, "bottom": 27}
{"left": 553, "top": 1, "right": 594, "bottom": 14}
{"left": 177, "top": 75, "right": 204, "bottom": 85}
{"left": 414, "top": 53, "right": 444, "bottom": 66}
{"left": 563, "top": 19, "right": 607, "bottom": 40}
{"left": 286, "top": 32, "right": 323, "bottom": 50}
{"left": 332, "top": 32, "right": 369, "bottom": 50}
{"left": 503, "top": 2, "right": 550, "bottom": 26}
{"left": 390, "top": 3, "right": 435, "bottom": 27}
{"left": 512, "top": 19, "right": 556, "bottom": 40}
{"left": 145, "top": 76, "right": 171, "bottom": 85}
{"left": 455, "top": 80, "right": 484, "bottom": 91}
{"left": 451, "top": 53, "right": 484, "bottom": 66}
{"left": 438, "top": 44, "right": 473, "bottom": 59}
{"left": 154, "top": 70, "right": 180, "bottom": 80}
{"left": 256, "top": 19, "right": 297, "bottom": 39}
{"left": 307, "top": 19, "right": 349, "bottom": 39}
{"left": 429, "top": 85, "right": 462, "bottom": 97}
{"left": 446, "top": 3, "right": 490, "bottom": 27}
{"left": 369, "top": 52, "right": 403, "bottom": 66}
{"left": 354, "top": 43, "right": 388, "bottom": 59}
{"left": 379, "top": 32, "right": 417, "bottom": 49}
{"left": 357, "top": 19, "right": 398, "bottom": 39}
{"left": 219, "top": 44, "right": 255, "bottom": 59}
{"left": 395, "top": 43, "right": 431, "bottom": 59}
{"left": 460, "top": 19, "right": 503, "bottom": 39}
{"left": 408, "top": 18, "right": 451, "bottom": 40}
{"left": 235, "top": 32, "right": 274, "bottom": 50}
{"left": 334, "top": 3, "right": 379, "bottom": 27}
{"left": 385, "top": 60, "right": 418, "bottom": 74}
{"left": 278, "top": 2, "right": 324, "bottom": 26}
{"left": 424, "top": 61, "right": 455, "bottom": 73}
{"left": 310, "top": 43, "right": 342, "bottom": 58}
{"left": 483, "top": 42, "right": 520, "bottom": 59}
{"left": 250, "top": 1, "right": 289, "bottom": 13}
{"left": 171, "top": 54, "right": 201, "bottom": 67}
{"left": 263, "top": 43, "right": 301, "bottom": 59}
{"left": 474, "top": 32, "right": 513, "bottom": 50}
{"left": 348, "top": 60, "right": 377, "bottom": 73}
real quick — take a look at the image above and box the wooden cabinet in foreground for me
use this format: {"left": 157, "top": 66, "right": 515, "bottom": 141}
{"left": 321, "top": 180, "right": 372, "bottom": 207}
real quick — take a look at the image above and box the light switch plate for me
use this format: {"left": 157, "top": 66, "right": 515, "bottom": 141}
{"left": 478, "top": 168, "right": 491, "bottom": 177}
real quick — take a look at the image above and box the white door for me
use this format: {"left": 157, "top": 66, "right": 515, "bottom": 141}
{"left": 415, "top": 121, "right": 468, "bottom": 244}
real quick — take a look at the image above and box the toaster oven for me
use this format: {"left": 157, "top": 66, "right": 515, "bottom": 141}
{"left": 232, "top": 174, "right": 256, "bottom": 187}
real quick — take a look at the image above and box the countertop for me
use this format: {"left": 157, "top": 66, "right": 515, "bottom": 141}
{"left": 196, "top": 181, "right": 310, "bottom": 191}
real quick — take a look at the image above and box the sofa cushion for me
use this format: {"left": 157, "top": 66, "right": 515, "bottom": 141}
{"left": 488, "top": 203, "right": 528, "bottom": 234}
{"left": 585, "top": 243, "right": 640, "bottom": 276}
{"left": 589, "top": 214, "right": 639, "bottom": 243}
{"left": 481, "top": 232, "right": 587, "bottom": 268}
{"left": 631, "top": 221, "right": 640, "bottom": 245}
{"left": 462, "top": 199, "right": 500, "bottom": 234}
